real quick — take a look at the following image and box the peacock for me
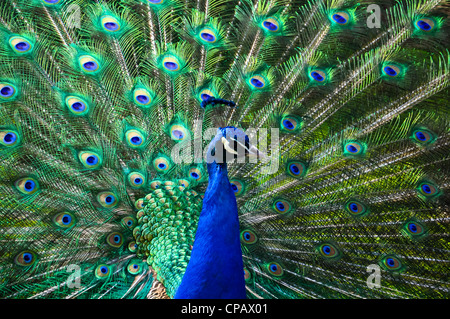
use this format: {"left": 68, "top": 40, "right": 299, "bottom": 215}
{"left": 0, "top": 0, "right": 449, "bottom": 300}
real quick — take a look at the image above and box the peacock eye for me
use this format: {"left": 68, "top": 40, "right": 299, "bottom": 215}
{"left": 128, "top": 241, "right": 137, "bottom": 253}
{"left": 101, "top": 16, "right": 121, "bottom": 32}
{"left": 125, "top": 130, "right": 145, "bottom": 148}
{"left": 15, "top": 177, "right": 39, "bottom": 195}
{"left": 15, "top": 251, "right": 37, "bottom": 267}
{"left": 380, "top": 255, "right": 405, "bottom": 272}
{"left": 79, "top": 55, "right": 100, "bottom": 73}
{"left": 415, "top": 18, "right": 435, "bottom": 32}
{"left": 286, "top": 160, "right": 307, "bottom": 178}
{"left": 309, "top": 69, "right": 327, "bottom": 82}
{"left": 0, "top": 83, "right": 17, "bottom": 100}
{"left": 272, "top": 199, "right": 292, "bottom": 214}
{"left": 9, "top": 36, "right": 33, "bottom": 54}
{"left": 199, "top": 28, "right": 217, "bottom": 43}
{"left": 280, "top": 115, "right": 302, "bottom": 132}
{"left": 162, "top": 56, "right": 181, "bottom": 72}
{"left": 97, "top": 192, "right": 118, "bottom": 208}
{"left": 53, "top": 212, "right": 76, "bottom": 228}
{"left": 178, "top": 179, "right": 190, "bottom": 188}
{"left": 266, "top": 262, "right": 283, "bottom": 277}
{"left": 153, "top": 156, "right": 171, "bottom": 173}
{"left": 78, "top": 151, "right": 102, "bottom": 169}
{"left": 344, "top": 199, "right": 368, "bottom": 216}
{"left": 416, "top": 181, "right": 440, "bottom": 199}
{"left": 249, "top": 75, "right": 266, "bottom": 89}
{"left": 95, "top": 264, "right": 111, "bottom": 278}
{"left": 169, "top": 124, "right": 189, "bottom": 141}
{"left": 411, "top": 128, "right": 436, "bottom": 145}
{"left": 317, "top": 242, "right": 341, "bottom": 260}
{"left": 230, "top": 179, "right": 245, "bottom": 196}
{"left": 122, "top": 216, "right": 136, "bottom": 229}
{"left": 0, "top": 130, "right": 20, "bottom": 147}
{"left": 188, "top": 167, "right": 203, "bottom": 180}
{"left": 343, "top": 141, "right": 366, "bottom": 157}
{"left": 401, "top": 220, "right": 427, "bottom": 240}
{"left": 240, "top": 229, "right": 257, "bottom": 244}
{"left": 128, "top": 172, "right": 145, "bottom": 188}
{"left": 244, "top": 268, "right": 251, "bottom": 281}
{"left": 383, "top": 64, "right": 401, "bottom": 78}
{"left": 262, "top": 18, "right": 280, "bottom": 32}
{"left": 106, "top": 232, "right": 123, "bottom": 248}
{"left": 148, "top": 0, "right": 163, "bottom": 4}
{"left": 331, "top": 11, "right": 350, "bottom": 25}
{"left": 127, "top": 262, "right": 142, "bottom": 275}
{"left": 133, "top": 88, "right": 153, "bottom": 107}
{"left": 149, "top": 181, "right": 162, "bottom": 190}
{"left": 65, "top": 96, "right": 89, "bottom": 116}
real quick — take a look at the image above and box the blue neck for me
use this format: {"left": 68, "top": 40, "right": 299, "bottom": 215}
{"left": 174, "top": 161, "right": 246, "bottom": 299}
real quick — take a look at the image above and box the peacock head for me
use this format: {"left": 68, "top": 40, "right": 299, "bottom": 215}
{"left": 206, "top": 126, "right": 263, "bottom": 165}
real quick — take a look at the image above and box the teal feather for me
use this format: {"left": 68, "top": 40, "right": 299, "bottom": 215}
{"left": 0, "top": 0, "right": 449, "bottom": 299}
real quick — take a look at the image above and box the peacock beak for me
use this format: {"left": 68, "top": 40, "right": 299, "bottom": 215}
{"left": 221, "top": 136, "right": 267, "bottom": 160}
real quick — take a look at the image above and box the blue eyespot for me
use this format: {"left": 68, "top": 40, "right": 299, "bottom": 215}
{"left": 201, "top": 33, "right": 215, "bottom": 42}
{"left": 417, "top": 20, "right": 431, "bottom": 31}
{"left": 23, "top": 252, "right": 33, "bottom": 263}
{"left": 190, "top": 172, "right": 199, "bottom": 179}
{"left": 134, "top": 177, "right": 142, "bottom": 185}
{"left": 100, "top": 266, "right": 108, "bottom": 274}
{"left": 332, "top": 14, "right": 347, "bottom": 24}
{"left": 131, "top": 136, "right": 142, "bottom": 145}
{"left": 15, "top": 41, "right": 30, "bottom": 52}
{"left": 415, "top": 131, "right": 426, "bottom": 141}
{"left": 85, "top": 155, "right": 98, "bottom": 166}
{"left": 384, "top": 66, "right": 397, "bottom": 77}
{"left": 386, "top": 258, "right": 395, "bottom": 267}
{"left": 289, "top": 164, "right": 300, "bottom": 175}
{"left": 164, "top": 62, "right": 178, "bottom": 70}
{"left": 3, "top": 132, "right": 17, "bottom": 145}
{"left": 408, "top": 223, "right": 417, "bottom": 233}
{"left": 158, "top": 163, "right": 167, "bottom": 169}
{"left": 104, "top": 22, "right": 118, "bottom": 31}
{"left": 105, "top": 195, "right": 115, "bottom": 204}
{"left": 172, "top": 130, "right": 184, "bottom": 140}
{"left": 113, "top": 235, "right": 121, "bottom": 243}
{"left": 84, "top": 61, "right": 97, "bottom": 70}
{"left": 311, "top": 71, "right": 324, "bottom": 82}
{"left": 282, "top": 119, "right": 295, "bottom": 130}
{"left": 136, "top": 95, "right": 149, "bottom": 104}
{"left": 421, "top": 184, "right": 431, "bottom": 194}
{"left": 346, "top": 144, "right": 358, "bottom": 153}
{"left": 270, "top": 264, "right": 278, "bottom": 272}
{"left": 276, "top": 202, "right": 285, "bottom": 211}
{"left": 322, "top": 245, "right": 331, "bottom": 255}
{"left": 62, "top": 214, "right": 72, "bottom": 225}
{"left": 24, "top": 180, "right": 35, "bottom": 192}
{"left": 0, "top": 85, "right": 15, "bottom": 98}
{"left": 349, "top": 203, "right": 358, "bottom": 212}
{"left": 263, "top": 21, "right": 277, "bottom": 31}
{"left": 231, "top": 184, "right": 238, "bottom": 192}
{"left": 250, "top": 78, "right": 264, "bottom": 88}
